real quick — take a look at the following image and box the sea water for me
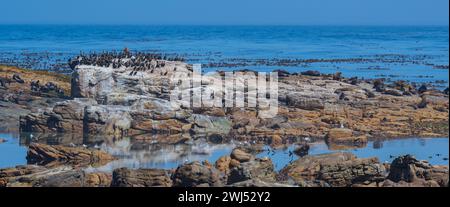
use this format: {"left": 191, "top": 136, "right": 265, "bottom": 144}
{"left": 0, "top": 25, "right": 448, "bottom": 86}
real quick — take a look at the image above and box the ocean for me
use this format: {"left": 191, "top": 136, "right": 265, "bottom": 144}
{"left": 0, "top": 25, "right": 448, "bottom": 87}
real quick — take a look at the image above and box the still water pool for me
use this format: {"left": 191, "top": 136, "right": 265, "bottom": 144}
{"left": 0, "top": 133, "right": 448, "bottom": 172}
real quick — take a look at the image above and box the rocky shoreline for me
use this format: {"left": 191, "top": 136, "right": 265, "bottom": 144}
{"left": 0, "top": 51, "right": 448, "bottom": 187}
{"left": 0, "top": 143, "right": 448, "bottom": 187}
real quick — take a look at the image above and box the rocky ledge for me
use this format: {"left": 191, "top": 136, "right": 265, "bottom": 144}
{"left": 0, "top": 51, "right": 448, "bottom": 187}
{"left": 27, "top": 143, "right": 116, "bottom": 167}
{"left": 0, "top": 65, "right": 70, "bottom": 132}
{"left": 4, "top": 51, "right": 446, "bottom": 148}
{"left": 1, "top": 147, "right": 447, "bottom": 187}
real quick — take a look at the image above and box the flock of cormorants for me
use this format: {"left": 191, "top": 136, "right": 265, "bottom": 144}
{"left": 68, "top": 49, "right": 185, "bottom": 73}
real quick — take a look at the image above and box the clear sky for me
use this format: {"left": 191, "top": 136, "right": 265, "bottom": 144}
{"left": 0, "top": 0, "right": 448, "bottom": 25}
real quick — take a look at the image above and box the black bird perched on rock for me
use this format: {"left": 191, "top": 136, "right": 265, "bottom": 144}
{"left": 13, "top": 74, "right": 25, "bottom": 84}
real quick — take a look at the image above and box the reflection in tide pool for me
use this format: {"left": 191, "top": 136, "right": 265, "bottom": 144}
{"left": 259, "top": 138, "right": 449, "bottom": 171}
{"left": 87, "top": 137, "right": 449, "bottom": 173}
{"left": 0, "top": 132, "right": 448, "bottom": 172}
{"left": 85, "top": 139, "right": 237, "bottom": 173}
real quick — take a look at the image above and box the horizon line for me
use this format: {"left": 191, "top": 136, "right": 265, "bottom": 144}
{"left": 0, "top": 23, "right": 449, "bottom": 27}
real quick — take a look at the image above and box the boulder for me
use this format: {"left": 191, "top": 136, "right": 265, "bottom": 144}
{"left": 227, "top": 158, "right": 276, "bottom": 184}
{"left": 293, "top": 143, "right": 310, "bottom": 157}
{"left": 285, "top": 95, "right": 325, "bottom": 110}
{"left": 84, "top": 172, "right": 113, "bottom": 187}
{"left": 279, "top": 152, "right": 386, "bottom": 187}
{"left": 215, "top": 156, "right": 232, "bottom": 174}
{"left": 318, "top": 157, "right": 386, "bottom": 187}
{"left": 111, "top": 168, "right": 172, "bottom": 187}
{"left": 384, "top": 155, "right": 448, "bottom": 187}
{"left": 172, "top": 161, "right": 224, "bottom": 187}
{"left": 230, "top": 148, "right": 254, "bottom": 163}
{"left": 188, "top": 114, "right": 232, "bottom": 135}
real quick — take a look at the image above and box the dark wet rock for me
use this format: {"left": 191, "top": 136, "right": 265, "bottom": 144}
{"left": 285, "top": 95, "right": 324, "bottom": 110}
{"left": 332, "top": 72, "right": 342, "bottom": 81}
{"left": 0, "top": 77, "right": 9, "bottom": 88}
{"left": 227, "top": 158, "right": 276, "bottom": 184}
{"left": 300, "top": 70, "right": 321, "bottom": 76}
{"left": 172, "top": 161, "right": 225, "bottom": 187}
{"left": 384, "top": 89, "right": 403, "bottom": 97}
{"left": 363, "top": 89, "right": 376, "bottom": 98}
{"left": 26, "top": 143, "right": 116, "bottom": 167}
{"left": 444, "top": 87, "right": 449, "bottom": 95}
{"left": 373, "top": 79, "right": 386, "bottom": 92}
{"left": 293, "top": 143, "right": 310, "bottom": 157}
{"left": 111, "top": 168, "right": 172, "bottom": 187}
{"left": 384, "top": 155, "right": 448, "bottom": 187}
{"left": 279, "top": 152, "right": 386, "bottom": 187}
{"left": 347, "top": 77, "right": 359, "bottom": 85}
{"left": 273, "top": 69, "right": 290, "bottom": 78}
{"left": 417, "top": 97, "right": 428, "bottom": 108}
{"left": 418, "top": 85, "right": 428, "bottom": 94}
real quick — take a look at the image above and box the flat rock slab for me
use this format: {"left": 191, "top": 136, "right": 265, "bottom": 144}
{"left": 27, "top": 143, "right": 116, "bottom": 167}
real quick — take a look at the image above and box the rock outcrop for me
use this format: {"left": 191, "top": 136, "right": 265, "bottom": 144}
{"left": 111, "top": 168, "right": 172, "bottom": 187}
{"left": 172, "top": 161, "right": 225, "bottom": 187}
{"left": 2, "top": 152, "right": 448, "bottom": 188}
{"left": 19, "top": 59, "right": 232, "bottom": 140}
{"left": 14, "top": 54, "right": 449, "bottom": 143}
{"left": 382, "top": 155, "right": 448, "bottom": 187}
{"left": 0, "top": 165, "right": 111, "bottom": 187}
{"left": 227, "top": 158, "right": 276, "bottom": 184}
{"left": 26, "top": 143, "right": 116, "bottom": 167}
{"left": 279, "top": 152, "right": 386, "bottom": 187}
{"left": 230, "top": 148, "right": 254, "bottom": 163}
{"left": 326, "top": 128, "right": 368, "bottom": 146}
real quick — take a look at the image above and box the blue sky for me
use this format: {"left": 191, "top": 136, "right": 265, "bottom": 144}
{"left": 0, "top": 0, "right": 448, "bottom": 25}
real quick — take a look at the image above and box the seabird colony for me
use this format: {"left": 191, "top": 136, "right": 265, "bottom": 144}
{"left": 68, "top": 49, "right": 186, "bottom": 76}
